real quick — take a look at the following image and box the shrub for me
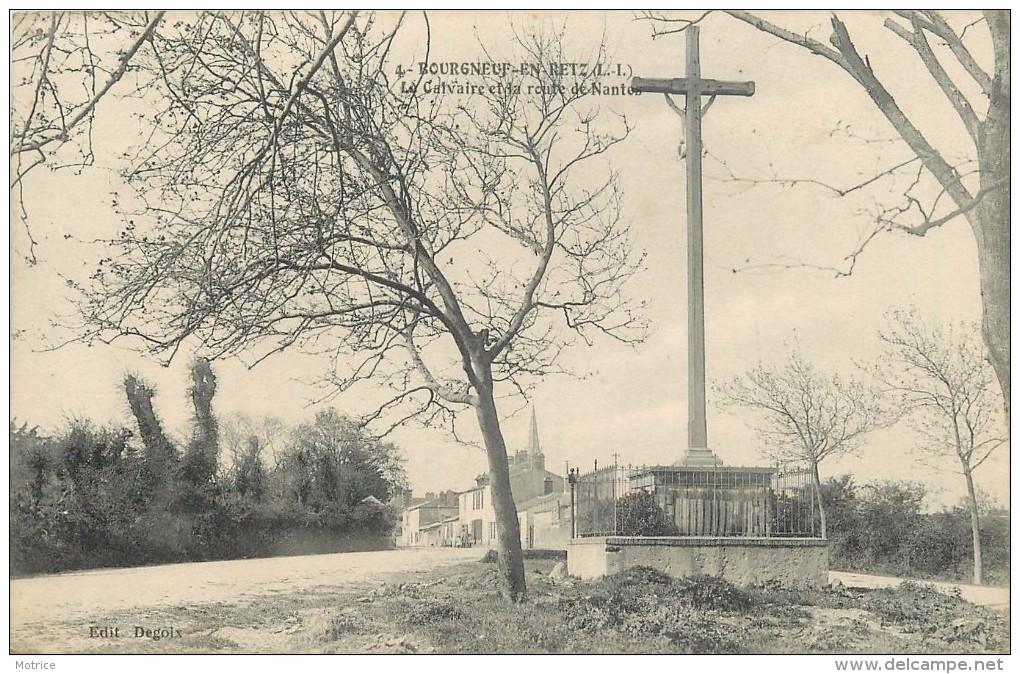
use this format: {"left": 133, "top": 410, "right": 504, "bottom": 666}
{"left": 10, "top": 403, "right": 403, "bottom": 574}
{"left": 670, "top": 574, "right": 753, "bottom": 612}
{"left": 407, "top": 598, "right": 463, "bottom": 626}
{"left": 615, "top": 492, "right": 680, "bottom": 536}
{"left": 559, "top": 568, "right": 745, "bottom": 653}
{"left": 857, "top": 582, "right": 966, "bottom": 632}
{"left": 599, "top": 565, "right": 674, "bottom": 592}
{"left": 824, "top": 475, "right": 1010, "bottom": 585}
{"left": 626, "top": 602, "right": 741, "bottom": 653}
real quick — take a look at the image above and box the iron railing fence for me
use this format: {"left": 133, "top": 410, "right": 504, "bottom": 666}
{"left": 770, "top": 468, "right": 821, "bottom": 538}
{"left": 569, "top": 463, "right": 821, "bottom": 539}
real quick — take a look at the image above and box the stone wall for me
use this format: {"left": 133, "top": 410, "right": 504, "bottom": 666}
{"left": 568, "top": 536, "right": 828, "bottom": 587}
{"left": 532, "top": 519, "right": 571, "bottom": 550}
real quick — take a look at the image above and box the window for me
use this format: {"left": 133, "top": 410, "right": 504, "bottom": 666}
{"left": 490, "top": 523, "right": 497, "bottom": 540}
{"left": 472, "top": 490, "right": 485, "bottom": 510}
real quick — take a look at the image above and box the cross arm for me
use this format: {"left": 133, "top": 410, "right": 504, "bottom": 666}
{"left": 631, "top": 76, "right": 755, "bottom": 97}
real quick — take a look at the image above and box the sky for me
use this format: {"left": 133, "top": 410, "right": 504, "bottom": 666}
{"left": 9, "top": 10, "right": 1010, "bottom": 510}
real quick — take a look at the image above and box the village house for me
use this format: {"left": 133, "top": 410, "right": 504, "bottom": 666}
{"left": 516, "top": 491, "right": 572, "bottom": 550}
{"left": 457, "top": 478, "right": 497, "bottom": 547}
{"left": 402, "top": 409, "right": 568, "bottom": 548}
{"left": 419, "top": 515, "right": 461, "bottom": 547}
{"left": 399, "top": 490, "right": 458, "bottom": 547}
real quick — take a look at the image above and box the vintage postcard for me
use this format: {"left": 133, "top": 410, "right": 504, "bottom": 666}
{"left": 9, "top": 9, "right": 1010, "bottom": 660}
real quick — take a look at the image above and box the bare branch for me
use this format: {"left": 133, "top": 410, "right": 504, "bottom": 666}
{"left": 402, "top": 333, "right": 477, "bottom": 407}
{"left": 884, "top": 13, "right": 981, "bottom": 143}
{"left": 881, "top": 178, "right": 1008, "bottom": 237}
{"left": 827, "top": 15, "right": 976, "bottom": 214}
{"left": 637, "top": 10, "right": 713, "bottom": 39}
{"left": 12, "top": 11, "right": 167, "bottom": 160}
{"left": 722, "top": 10, "right": 847, "bottom": 67}
{"left": 905, "top": 10, "right": 994, "bottom": 95}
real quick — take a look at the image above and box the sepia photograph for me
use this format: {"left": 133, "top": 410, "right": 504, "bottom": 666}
{"left": 8, "top": 9, "right": 1011, "bottom": 660}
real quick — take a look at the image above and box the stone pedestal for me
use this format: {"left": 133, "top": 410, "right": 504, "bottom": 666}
{"left": 677, "top": 447, "right": 722, "bottom": 467}
{"left": 568, "top": 536, "right": 829, "bottom": 587}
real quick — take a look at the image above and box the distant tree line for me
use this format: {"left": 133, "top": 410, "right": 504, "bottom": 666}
{"left": 9, "top": 359, "right": 407, "bottom": 576}
{"left": 822, "top": 475, "right": 1009, "bottom": 586}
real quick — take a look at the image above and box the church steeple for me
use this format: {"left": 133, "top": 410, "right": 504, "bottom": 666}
{"left": 508, "top": 406, "right": 546, "bottom": 473}
{"left": 527, "top": 407, "right": 542, "bottom": 458}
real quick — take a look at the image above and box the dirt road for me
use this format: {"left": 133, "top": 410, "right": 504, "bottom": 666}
{"left": 11, "top": 550, "right": 1008, "bottom": 654}
{"left": 11, "top": 546, "right": 480, "bottom": 651}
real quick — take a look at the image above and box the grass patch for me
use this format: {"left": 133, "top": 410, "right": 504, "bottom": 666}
{"left": 309, "top": 562, "right": 1007, "bottom": 654}
{"left": 321, "top": 612, "right": 359, "bottom": 641}
{"left": 855, "top": 582, "right": 1009, "bottom": 651}
{"left": 31, "top": 559, "right": 1004, "bottom": 654}
{"left": 407, "top": 598, "right": 463, "bottom": 626}
{"left": 479, "top": 549, "right": 567, "bottom": 562}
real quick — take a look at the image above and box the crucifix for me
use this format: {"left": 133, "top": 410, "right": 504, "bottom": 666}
{"left": 631, "top": 26, "right": 754, "bottom": 465}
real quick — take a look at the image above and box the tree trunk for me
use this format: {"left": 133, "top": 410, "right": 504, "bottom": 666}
{"left": 973, "top": 81, "right": 1010, "bottom": 422}
{"left": 833, "top": 11, "right": 1010, "bottom": 422}
{"left": 962, "top": 464, "right": 983, "bottom": 585}
{"left": 812, "top": 462, "right": 828, "bottom": 539}
{"left": 473, "top": 381, "right": 527, "bottom": 602}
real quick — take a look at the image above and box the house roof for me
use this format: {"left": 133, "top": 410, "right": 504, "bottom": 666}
{"left": 420, "top": 515, "right": 460, "bottom": 531}
{"left": 516, "top": 491, "right": 564, "bottom": 513}
{"left": 404, "top": 500, "right": 458, "bottom": 512}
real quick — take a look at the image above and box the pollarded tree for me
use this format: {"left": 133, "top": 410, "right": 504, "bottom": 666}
{"left": 182, "top": 356, "right": 219, "bottom": 490}
{"left": 714, "top": 350, "right": 888, "bottom": 538}
{"left": 877, "top": 311, "right": 1006, "bottom": 585}
{"left": 123, "top": 373, "right": 178, "bottom": 485}
{"left": 56, "top": 12, "right": 643, "bottom": 601}
{"left": 644, "top": 11, "right": 1010, "bottom": 417}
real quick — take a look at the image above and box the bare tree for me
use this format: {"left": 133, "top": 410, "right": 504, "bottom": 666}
{"left": 877, "top": 311, "right": 1006, "bottom": 585}
{"left": 643, "top": 11, "right": 1010, "bottom": 417}
{"left": 219, "top": 413, "right": 286, "bottom": 469}
{"left": 47, "top": 12, "right": 644, "bottom": 601}
{"left": 10, "top": 11, "right": 167, "bottom": 262}
{"left": 715, "top": 350, "right": 887, "bottom": 538}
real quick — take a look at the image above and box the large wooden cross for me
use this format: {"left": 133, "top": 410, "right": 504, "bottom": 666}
{"left": 632, "top": 26, "right": 754, "bottom": 461}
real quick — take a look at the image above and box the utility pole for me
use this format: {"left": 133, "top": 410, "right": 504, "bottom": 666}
{"left": 632, "top": 26, "right": 754, "bottom": 465}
